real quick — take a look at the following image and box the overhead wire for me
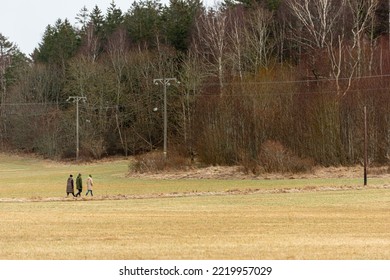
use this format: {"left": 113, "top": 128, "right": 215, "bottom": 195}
{"left": 1, "top": 73, "right": 390, "bottom": 113}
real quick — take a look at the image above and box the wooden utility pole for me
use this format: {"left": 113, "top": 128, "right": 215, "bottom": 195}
{"left": 153, "top": 78, "right": 179, "bottom": 159}
{"left": 67, "top": 96, "right": 87, "bottom": 161}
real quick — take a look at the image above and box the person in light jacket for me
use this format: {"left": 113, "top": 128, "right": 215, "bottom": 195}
{"left": 75, "top": 173, "right": 83, "bottom": 197}
{"left": 86, "top": 174, "right": 93, "bottom": 196}
{"left": 66, "top": 174, "right": 75, "bottom": 197}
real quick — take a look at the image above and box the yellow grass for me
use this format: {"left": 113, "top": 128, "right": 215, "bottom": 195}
{"left": 1, "top": 190, "right": 390, "bottom": 259}
{"left": 0, "top": 153, "right": 390, "bottom": 259}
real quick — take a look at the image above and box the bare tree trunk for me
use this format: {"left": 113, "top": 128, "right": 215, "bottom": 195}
{"left": 179, "top": 49, "right": 205, "bottom": 157}
{"left": 228, "top": 11, "right": 244, "bottom": 82}
{"left": 108, "top": 29, "right": 128, "bottom": 156}
{"left": 196, "top": 10, "right": 227, "bottom": 97}
{"left": 244, "top": 7, "right": 273, "bottom": 73}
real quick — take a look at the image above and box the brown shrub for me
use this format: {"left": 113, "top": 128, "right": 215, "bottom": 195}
{"left": 129, "top": 151, "right": 191, "bottom": 173}
{"left": 258, "top": 140, "right": 314, "bottom": 173}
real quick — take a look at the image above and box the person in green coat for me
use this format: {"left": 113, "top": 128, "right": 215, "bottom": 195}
{"left": 75, "top": 173, "right": 83, "bottom": 197}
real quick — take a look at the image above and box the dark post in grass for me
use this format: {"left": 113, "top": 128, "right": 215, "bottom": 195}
{"left": 364, "top": 105, "right": 368, "bottom": 186}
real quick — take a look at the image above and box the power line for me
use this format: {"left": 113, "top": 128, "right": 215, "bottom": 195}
{"left": 199, "top": 73, "right": 390, "bottom": 86}
{"left": 1, "top": 73, "right": 390, "bottom": 109}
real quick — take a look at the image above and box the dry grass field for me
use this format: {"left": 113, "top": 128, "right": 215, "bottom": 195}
{"left": 0, "top": 153, "right": 390, "bottom": 259}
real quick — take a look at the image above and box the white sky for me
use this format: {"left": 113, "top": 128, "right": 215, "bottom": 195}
{"left": 0, "top": 0, "right": 217, "bottom": 56}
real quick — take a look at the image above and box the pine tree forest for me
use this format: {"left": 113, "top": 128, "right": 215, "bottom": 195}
{"left": 1, "top": 0, "right": 390, "bottom": 171}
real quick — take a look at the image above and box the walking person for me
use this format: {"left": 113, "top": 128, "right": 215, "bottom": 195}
{"left": 86, "top": 174, "right": 93, "bottom": 196}
{"left": 66, "top": 174, "right": 75, "bottom": 197}
{"left": 75, "top": 173, "right": 83, "bottom": 197}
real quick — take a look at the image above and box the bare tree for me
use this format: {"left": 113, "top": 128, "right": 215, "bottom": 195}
{"left": 287, "top": 0, "right": 378, "bottom": 95}
{"left": 178, "top": 49, "right": 206, "bottom": 157}
{"left": 81, "top": 23, "right": 101, "bottom": 63}
{"left": 286, "top": 0, "right": 348, "bottom": 93}
{"left": 66, "top": 55, "right": 113, "bottom": 158}
{"left": 327, "top": 0, "right": 378, "bottom": 94}
{"left": 227, "top": 7, "right": 245, "bottom": 81}
{"left": 121, "top": 48, "right": 161, "bottom": 154}
{"left": 287, "top": 0, "right": 346, "bottom": 49}
{"left": 225, "top": 5, "right": 274, "bottom": 82}
{"left": 347, "top": 0, "right": 379, "bottom": 76}
{"left": 244, "top": 6, "right": 274, "bottom": 73}
{"left": 195, "top": 9, "right": 228, "bottom": 96}
{"left": 107, "top": 28, "right": 129, "bottom": 155}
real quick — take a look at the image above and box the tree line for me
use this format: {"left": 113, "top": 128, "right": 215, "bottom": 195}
{"left": 1, "top": 0, "right": 390, "bottom": 170}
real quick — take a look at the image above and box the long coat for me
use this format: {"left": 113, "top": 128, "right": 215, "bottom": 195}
{"left": 87, "top": 176, "right": 93, "bottom": 190}
{"left": 66, "top": 177, "right": 74, "bottom": 193}
{"left": 76, "top": 175, "right": 83, "bottom": 191}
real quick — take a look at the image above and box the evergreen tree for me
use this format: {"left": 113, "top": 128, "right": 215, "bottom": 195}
{"left": 33, "top": 19, "right": 80, "bottom": 66}
{"left": 374, "top": 0, "right": 389, "bottom": 36}
{"left": 0, "top": 34, "right": 24, "bottom": 95}
{"left": 89, "top": 5, "right": 105, "bottom": 36}
{"left": 124, "top": 0, "right": 164, "bottom": 48}
{"left": 163, "top": 0, "right": 203, "bottom": 52}
{"left": 0, "top": 34, "right": 28, "bottom": 146}
{"left": 76, "top": 6, "right": 90, "bottom": 32}
{"left": 0, "top": 33, "right": 18, "bottom": 85}
{"left": 104, "top": 1, "right": 124, "bottom": 36}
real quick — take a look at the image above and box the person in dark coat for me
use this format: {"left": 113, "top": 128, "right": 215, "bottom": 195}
{"left": 75, "top": 173, "right": 83, "bottom": 197}
{"left": 66, "top": 174, "right": 75, "bottom": 197}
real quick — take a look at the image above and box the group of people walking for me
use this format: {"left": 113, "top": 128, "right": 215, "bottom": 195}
{"left": 66, "top": 173, "right": 94, "bottom": 197}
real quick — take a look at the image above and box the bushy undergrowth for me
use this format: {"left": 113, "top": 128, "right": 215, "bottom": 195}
{"left": 240, "top": 140, "right": 314, "bottom": 174}
{"left": 258, "top": 140, "right": 314, "bottom": 173}
{"left": 130, "top": 141, "right": 313, "bottom": 175}
{"left": 129, "top": 151, "right": 192, "bottom": 173}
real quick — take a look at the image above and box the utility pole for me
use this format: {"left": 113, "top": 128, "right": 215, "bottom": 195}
{"left": 67, "top": 96, "right": 87, "bottom": 161}
{"left": 153, "top": 78, "right": 179, "bottom": 159}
